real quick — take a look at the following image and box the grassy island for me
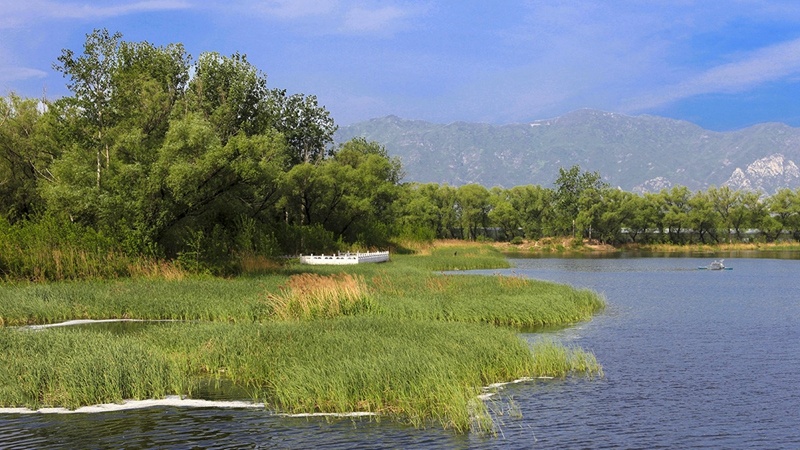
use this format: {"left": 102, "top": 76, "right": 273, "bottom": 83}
{"left": 0, "top": 243, "right": 604, "bottom": 433}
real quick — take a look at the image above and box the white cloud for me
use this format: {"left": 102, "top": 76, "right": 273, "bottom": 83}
{"left": 246, "top": 1, "right": 426, "bottom": 35}
{"left": 254, "top": 0, "right": 337, "bottom": 19}
{"left": 342, "top": 5, "right": 411, "bottom": 33}
{"left": 626, "top": 37, "right": 800, "bottom": 111}
{"left": 55, "top": 1, "right": 192, "bottom": 18}
{"left": 478, "top": 1, "right": 800, "bottom": 120}
{"left": 0, "top": 66, "right": 48, "bottom": 82}
{"left": 0, "top": 0, "right": 191, "bottom": 28}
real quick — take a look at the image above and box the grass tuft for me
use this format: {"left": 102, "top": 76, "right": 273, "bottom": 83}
{"left": 265, "top": 273, "right": 376, "bottom": 320}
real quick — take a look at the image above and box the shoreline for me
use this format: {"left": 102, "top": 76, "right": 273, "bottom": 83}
{"left": 0, "top": 375, "right": 560, "bottom": 416}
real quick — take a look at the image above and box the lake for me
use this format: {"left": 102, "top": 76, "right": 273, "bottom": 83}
{"left": 2, "top": 255, "right": 799, "bottom": 448}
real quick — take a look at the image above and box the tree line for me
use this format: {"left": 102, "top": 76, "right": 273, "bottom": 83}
{"left": 2, "top": 30, "right": 800, "bottom": 277}
{"left": 396, "top": 166, "right": 800, "bottom": 245}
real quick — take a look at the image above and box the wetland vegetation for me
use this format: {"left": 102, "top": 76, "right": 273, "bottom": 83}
{"left": 0, "top": 244, "right": 604, "bottom": 433}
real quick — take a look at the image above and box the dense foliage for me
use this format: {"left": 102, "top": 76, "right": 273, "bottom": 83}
{"left": 1, "top": 30, "right": 399, "bottom": 276}
{"left": 3, "top": 29, "right": 800, "bottom": 279}
{"left": 394, "top": 177, "right": 800, "bottom": 245}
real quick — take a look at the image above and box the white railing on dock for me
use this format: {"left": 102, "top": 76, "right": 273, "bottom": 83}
{"left": 299, "top": 251, "right": 390, "bottom": 265}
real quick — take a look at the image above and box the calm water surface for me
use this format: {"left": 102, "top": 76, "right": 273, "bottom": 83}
{"left": 2, "top": 256, "right": 799, "bottom": 448}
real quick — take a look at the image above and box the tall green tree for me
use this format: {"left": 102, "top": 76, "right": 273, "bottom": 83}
{"left": 659, "top": 186, "right": 692, "bottom": 244}
{"left": 577, "top": 188, "right": 639, "bottom": 244}
{"left": 0, "top": 94, "right": 58, "bottom": 220}
{"left": 621, "top": 193, "right": 656, "bottom": 243}
{"left": 766, "top": 188, "right": 800, "bottom": 241}
{"left": 393, "top": 183, "right": 440, "bottom": 241}
{"left": 708, "top": 186, "right": 740, "bottom": 242}
{"left": 730, "top": 191, "right": 760, "bottom": 241}
{"left": 184, "top": 52, "right": 268, "bottom": 142}
{"left": 399, "top": 183, "right": 461, "bottom": 239}
{"left": 267, "top": 90, "right": 337, "bottom": 165}
{"left": 53, "top": 28, "right": 122, "bottom": 188}
{"left": 148, "top": 114, "right": 287, "bottom": 249}
{"left": 488, "top": 187, "right": 520, "bottom": 241}
{"left": 278, "top": 138, "right": 401, "bottom": 250}
{"left": 45, "top": 31, "right": 296, "bottom": 259}
{"left": 553, "top": 165, "right": 607, "bottom": 236}
{"left": 508, "top": 185, "right": 553, "bottom": 239}
{"left": 456, "top": 184, "right": 491, "bottom": 240}
{"left": 687, "top": 190, "right": 721, "bottom": 243}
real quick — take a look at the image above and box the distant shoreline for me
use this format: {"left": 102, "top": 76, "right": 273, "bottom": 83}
{"left": 490, "top": 238, "right": 800, "bottom": 256}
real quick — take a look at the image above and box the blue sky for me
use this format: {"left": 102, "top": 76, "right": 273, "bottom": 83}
{"left": 3, "top": 1, "right": 800, "bottom": 130}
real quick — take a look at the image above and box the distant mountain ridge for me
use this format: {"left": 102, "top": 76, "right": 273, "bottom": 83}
{"left": 333, "top": 109, "right": 800, "bottom": 193}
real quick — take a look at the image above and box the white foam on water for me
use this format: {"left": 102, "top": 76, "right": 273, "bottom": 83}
{"left": 479, "top": 376, "right": 554, "bottom": 398}
{"left": 0, "top": 396, "right": 264, "bottom": 414}
{"left": 281, "top": 411, "right": 377, "bottom": 418}
{"left": 0, "top": 376, "right": 558, "bottom": 418}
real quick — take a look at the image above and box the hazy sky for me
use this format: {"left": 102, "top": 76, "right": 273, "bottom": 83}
{"left": 3, "top": 1, "right": 800, "bottom": 130}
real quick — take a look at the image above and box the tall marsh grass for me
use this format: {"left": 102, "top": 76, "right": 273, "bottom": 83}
{"left": 0, "top": 217, "right": 196, "bottom": 282}
{"left": 265, "top": 273, "right": 377, "bottom": 320}
{"left": 529, "top": 339, "right": 603, "bottom": 378}
{"left": 0, "top": 276, "right": 285, "bottom": 326}
{"left": 0, "top": 217, "right": 128, "bottom": 282}
{"left": 0, "top": 327, "right": 187, "bottom": 410}
{"left": 363, "top": 260, "right": 605, "bottom": 329}
{"left": 0, "top": 319, "right": 601, "bottom": 433}
{"left": 0, "top": 240, "right": 607, "bottom": 432}
{"left": 407, "top": 243, "right": 513, "bottom": 271}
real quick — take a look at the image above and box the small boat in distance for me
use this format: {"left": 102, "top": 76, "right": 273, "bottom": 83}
{"left": 698, "top": 259, "right": 733, "bottom": 270}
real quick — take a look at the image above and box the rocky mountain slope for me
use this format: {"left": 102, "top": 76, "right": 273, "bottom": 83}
{"left": 334, "top": 109, "right": 800, "bottom": 193}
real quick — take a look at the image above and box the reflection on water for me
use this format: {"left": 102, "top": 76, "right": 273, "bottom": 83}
{"left": 2, "top": 255, "right": 800, "bottom": 448}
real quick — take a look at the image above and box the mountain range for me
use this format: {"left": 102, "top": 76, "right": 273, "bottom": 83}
{"left": 333, "top": 109, "right": 800, "bottom": 193}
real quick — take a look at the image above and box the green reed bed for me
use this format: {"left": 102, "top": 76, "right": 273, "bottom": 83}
{"left": 0, "top": 243, "right": 606, "bottom": 432}
{"left": 372, "top": 272, "right": 604, "bottom": 328}
{"left": 0, "top": 319, "right": 601, "bottom": 433}
{"left": 0, "top": 244, "right": 603, "bottom": 330}
{"left": 0, "top": 327, "right": 187, "bottom": 410}
{"left": 296, "top": 250, "right": 605, "bottom": 329}
{"left": 0, "top": 276, "right": 285, "bottom": 326}
{"left": 529, "top": 339, "right": 603, "bottom": 378}
{"left": 410, "top": 245, "right": 513, "bottom": 272}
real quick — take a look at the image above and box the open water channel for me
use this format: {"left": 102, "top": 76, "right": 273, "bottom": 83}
{"left": 1, "top": 254, "right": 799, "bottom": 448}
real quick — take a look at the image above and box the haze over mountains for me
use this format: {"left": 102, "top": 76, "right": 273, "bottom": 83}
{"left": 334, "top": 109, "right": 800, "bottom": 193}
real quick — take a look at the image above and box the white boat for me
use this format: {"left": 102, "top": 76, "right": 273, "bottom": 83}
{"left": 699, "top": 259, "right": 731, "bottom": 270}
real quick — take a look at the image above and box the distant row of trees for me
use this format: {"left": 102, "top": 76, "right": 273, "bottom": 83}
{"left": 3, "top": 30, "right": 800, "bottom": 276}
{"left": 395, "top": 166, "right": 800, "bottom": 245}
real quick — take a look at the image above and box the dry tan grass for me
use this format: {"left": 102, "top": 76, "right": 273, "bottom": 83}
{"left": 127, "top": 259, "right": 187, "bottom": 281}
{"left": 238, "top": 254, "right": 283, "bottom": 274}
{"left": 395, "top": 239, "right": 468, "bottom": 255}
{"left": 425, "top": 275, "right": 452, "bottom": 292}
{"left": 370, "top": 272, "right": 405, "bottom": 296}
{"left": 266, "top": 273, "right": 372, "bottom": 320}
{"left": 496, "top": 274, "right": 530, "bottom": 289}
